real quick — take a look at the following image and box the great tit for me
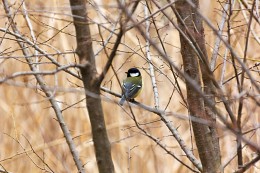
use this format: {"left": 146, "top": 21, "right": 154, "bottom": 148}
{"left": 119, "top": 68, "right": 142, "bottom": 105}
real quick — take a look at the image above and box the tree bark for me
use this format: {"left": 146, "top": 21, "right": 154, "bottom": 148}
{"left": 69, "top": 0, "right": 115, "bottom": 172}
{"left": 191, "top": 1, "right": 222, "bottom": 170}
{"left": 175, "top": 0, "right": 222, "bottom": 172}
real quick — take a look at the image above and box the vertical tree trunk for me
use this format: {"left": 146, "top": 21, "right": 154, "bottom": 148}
{"left": 69, "top": 0, "right": 115, "bottom": 172}
{"left": 175, "top": 0, "right": 222, "bottom": 172}
{"left": 191, "top": 1, "right": 222, "bottom": 170}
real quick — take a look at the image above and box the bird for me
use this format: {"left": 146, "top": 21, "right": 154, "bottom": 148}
{"left": 119, "top": 68, "right": 142, "bottom": 105}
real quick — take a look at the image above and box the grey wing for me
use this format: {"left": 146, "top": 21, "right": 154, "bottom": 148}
{"left": 123, "top": 82, "right": 141, "bottom": 99}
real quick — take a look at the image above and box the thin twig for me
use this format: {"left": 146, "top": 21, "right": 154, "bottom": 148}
{"left": 185, "top": 0, "right": 260, "bottom": 93}
{"left": 97, "top": 26, "right": 123, "bottom": 85}
{"left": 237, "top": 0, "right": 256, "bottom": 167}
{"left": 147, "top": 1, "right": 187, "bottom": 109}
{"left": 22, "top": 135, "right": 55, "bottom": 173}
{"left": 97, "top": 1, "right": 139, "bottom": 85}
{"left": 125, "top": 0, "right": 178, "bottom": 32}
{"left": 0, "top": 64, "right": 81, "bottom": 84}
{"left": 2, "top": 1, "right": 85, "bottom": 172}
{"left": 21, "top": 1, "right": 39, "bottom": 71}
{"left": 128, "top": 105, "right": 200, "bottom": 172}
{"left": 240, "top": 0, "right": 260, "bottom": 24}
{"left": 118, "top": 1, "right": 202, "bottom": 170}
{"left": 144, "top": 2, "right": 160, "bottom": 109}
{"left": 234, "top": 154, "right": 260, "bottom": 173}
{"left": 0, "top": 28, "right": 81, "bottom": 79}
{"left": 223, "top": 62, "right": 260, "bottom": 84}
{"left": 210, "top": 2, "right": 229, "bottom": 70}
{"left": 239, "top": 1, "right": 260, "bottom": 45}
{"left": 119, "top": 0, "right": 260, "bottom": 154}
{"left": 220, "top": 48, "right": 228, "bottom": 88}
{"left": 154, "top": 0, "right": 238, "bottom": 130}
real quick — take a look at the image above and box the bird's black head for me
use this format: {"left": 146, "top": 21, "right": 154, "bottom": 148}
{"left": 126, "top": 68, "right": 141, "bottom": 77}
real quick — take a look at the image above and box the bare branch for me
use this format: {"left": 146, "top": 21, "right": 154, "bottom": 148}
{"left": 240, "top": 0, "right": 260, "bottom": 24}
{"left": 97, "top": 1, "right": 139, "bottom": 85}
{"left": 234, "top": 154, "right": 260, "bottom": 173}
{"left": 0, "top": 28, "right": 80, "bottom": 79}
{"left": 219, "top": 48, "right": 229, "bottom": 88}
{"left": 21, "top": 1, "right": 39, "bottom": 71}
{"left": 0, "top": 64, "right": 80, "bottom": 84}
{"left": 127, "top": 106, "right": 200, "bottom": 172}
{"left": 237, "top": 0, "right": 256, "bottom": 167}
{"left": 239, "top": 1, "right": 260, "bottom": 45}
{"left": 210, "top": 2, "right": 229, "bottom": 70}
{"left": 119, "top": 0, "right": 260, "bottom": 155}
{"left": 118, "top": 1, "right": 202, "bottom": 170}
{"left": 97, "top": 26, "right": 123, "bottom": 85}
{"left": 69, "top": 0, "right": 115, "bottom": 172}
{"left": 144, "top": 2, "right": 160, "bottom": 109}
{"left": 2, "top": 1, "right": 85, "bottom": 172}
{"left": 185, "top": 0, "right": 260, "bottom": 93}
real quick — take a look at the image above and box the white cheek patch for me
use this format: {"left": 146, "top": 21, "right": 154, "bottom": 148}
{"left": 130, "top": 72, "right": 139, "bottom": 77}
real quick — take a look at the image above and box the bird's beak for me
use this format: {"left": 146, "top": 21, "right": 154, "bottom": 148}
{"left": 125, "top": 72, "right": 128, "bottom": 74}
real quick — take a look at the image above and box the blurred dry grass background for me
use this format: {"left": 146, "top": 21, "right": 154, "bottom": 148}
{"left": 0, "top": 0, "right": 259, "bottom": 172}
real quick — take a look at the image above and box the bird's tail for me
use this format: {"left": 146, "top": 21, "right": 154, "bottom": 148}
{"left": 119, "top": 96, "right": 126, "bottom": 105}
